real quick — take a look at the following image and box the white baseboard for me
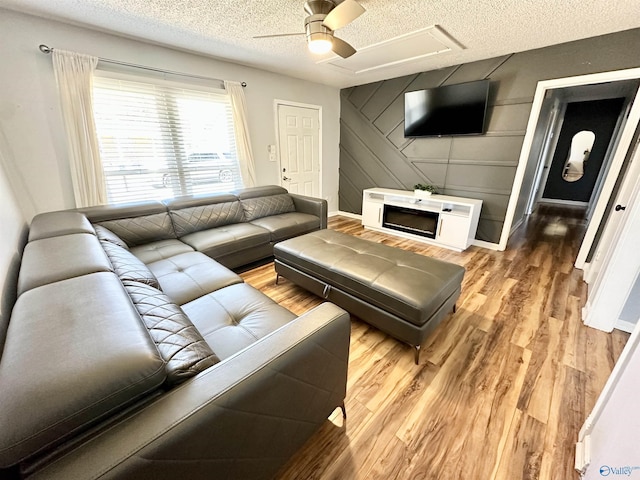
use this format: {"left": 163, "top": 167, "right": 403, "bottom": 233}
{"left": 539, "top": 198, "right": 589, "bottom": 207}
{"left": 510, "top": 216, "right": 525, "bottom": 235}
{"left": 575, "top": 434, "right": 591, "bottom": 475}
{"left": 329, "top": 210, "right": 362, "bottom": 220}
{"left": 615, "top": 319, "right": 637, "bottom": 333}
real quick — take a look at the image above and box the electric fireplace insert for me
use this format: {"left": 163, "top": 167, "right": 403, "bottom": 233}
{"left": 382, "top": 204, "right": 439, "bottom": 239}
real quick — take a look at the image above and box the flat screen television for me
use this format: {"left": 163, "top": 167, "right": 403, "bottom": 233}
{"left": 404, "top": 80, "right": 490, "bottom": 137}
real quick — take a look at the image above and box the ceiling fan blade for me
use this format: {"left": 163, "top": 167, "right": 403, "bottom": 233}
{"left": 322, "top": 0, "right": 365, "bottom": 31}
{"left": 332, "top": 36, "right": 356, "bottom": 58}
{"left": 253, "top": 33, "right": 305, "bottom": 39}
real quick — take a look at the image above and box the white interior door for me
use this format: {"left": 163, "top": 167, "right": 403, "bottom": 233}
{"left": 581, "top": 135, "right": 640, "bottom": 333}
{"left": 277, "top": 103, "right": 320, "bottom": 196}
{"left": 575, "top": 84, "right": 640, "bottom": 268}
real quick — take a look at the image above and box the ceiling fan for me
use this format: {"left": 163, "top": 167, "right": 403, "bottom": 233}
{"left": 254, "top": 0, "right": 365, "bottom": 59}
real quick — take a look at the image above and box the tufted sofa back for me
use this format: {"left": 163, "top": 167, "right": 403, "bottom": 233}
{"left": 165, "top": 194, "right": 245, "bottom": 236}
{"left": 80, "top": 201, "right": 176, "bottom": 247}
{"left": 236, "top": 185, "right": 296, "bottom": 221}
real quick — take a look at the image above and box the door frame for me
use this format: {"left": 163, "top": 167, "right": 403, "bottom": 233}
{"left": 499, "top": 68, "right": 640, "bottom": 267}
{"left": 273, "top": 99, "right": 323, "bottom": 197}
{"left": 526, "top": 100, "right": 563, "bottom": 214}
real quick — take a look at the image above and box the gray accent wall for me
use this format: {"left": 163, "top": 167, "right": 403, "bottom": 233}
{"left": 339, "top": 28, "right": 640, "bottom": 243}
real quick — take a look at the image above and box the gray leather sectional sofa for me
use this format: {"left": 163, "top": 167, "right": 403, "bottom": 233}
{"left": 0, "top": 185, "right": 350, "bottom": 479}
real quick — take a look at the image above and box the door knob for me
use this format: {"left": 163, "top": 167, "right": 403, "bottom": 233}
{"left": 615, "top": 205, "right": 626, "bottom": 211}
{"left": 283, "top": 176, "right": 290, "bottom": 181}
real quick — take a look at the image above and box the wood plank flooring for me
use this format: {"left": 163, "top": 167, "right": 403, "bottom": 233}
{"left": 240, "top": 205, "right": 629, "bottom": 480}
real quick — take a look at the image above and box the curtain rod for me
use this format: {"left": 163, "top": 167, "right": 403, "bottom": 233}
{"left": 38, "top": 44, "right": 246, "bottom": 87}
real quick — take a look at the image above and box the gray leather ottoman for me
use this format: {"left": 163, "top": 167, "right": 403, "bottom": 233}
{"left": 273, "top": 230, "right": 465, "bottom": 364}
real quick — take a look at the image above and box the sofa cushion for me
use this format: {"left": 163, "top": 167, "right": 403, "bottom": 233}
{"left": 17, "top": 233, "right": 112, "bottom": 295}
{"left": 180, "top": 223, "right": 271, "bottom": 259}
{"left": 250, "top": 212, "right": 321, "bottom": 242}
{"left": 28, "top": 211, "right": 95, "bottom": 241}
{"left": 94, "top": 225, "right": 129, "bottom": 249}
{"left": 181, "top": 283, "right": 296, "bottom": 360}
{"left": 97, "top": 212, "right": 176, "bottom": 247}
{"left": 122, "top": 280, "right": 219, "bottom": 386}
{"left": 0, "top": 272, "right": 166, "bottom": 466}
{"left": 148, "top": 252, "right": 243, "bottom": 305}
{"left": 101, "top": 241, "right": 161, "bottom": 290}
{"left": 170, "top": 200, "right": 245, "bottom": 236}
{"left": 240, "top": 193, "right": 296, "bottom": 221}
{"left": 130, "top": 239, "right": 195, "bottom": 264}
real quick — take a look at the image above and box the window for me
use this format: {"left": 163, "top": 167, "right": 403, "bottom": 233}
{"left": 92, "top": 72, "right": 242, "bottom": 204}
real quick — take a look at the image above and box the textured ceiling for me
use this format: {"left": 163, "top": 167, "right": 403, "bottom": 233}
{"left": 2, "top": 0, "right": 640, "bottom": 88}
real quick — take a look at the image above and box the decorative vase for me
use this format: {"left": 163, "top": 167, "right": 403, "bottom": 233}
{"left": 414, "top": 189, "right": 432, "bottom": 199}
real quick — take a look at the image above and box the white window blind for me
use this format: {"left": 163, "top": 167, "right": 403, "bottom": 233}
{"left": 92, "top": 73, "right": 242, "bottom": 204}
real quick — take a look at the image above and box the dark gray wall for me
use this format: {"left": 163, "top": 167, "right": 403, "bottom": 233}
{"left": 339, "top": 28, "right": 640, "bottom": 243}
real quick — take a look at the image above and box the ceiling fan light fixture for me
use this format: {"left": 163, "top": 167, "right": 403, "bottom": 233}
{"left": 308, "top": 33, "right": 333, "bottom": 54}
{"left": 255, "top": 0, "right": 364, "bottom": 58}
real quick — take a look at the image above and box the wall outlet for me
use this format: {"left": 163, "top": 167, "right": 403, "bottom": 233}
{"left": 268, "top": 144, "right": 277, "bottom": 162}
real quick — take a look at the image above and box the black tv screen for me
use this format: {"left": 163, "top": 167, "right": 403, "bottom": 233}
{"left": 404, "top": 80, "right": 490, "bottom": 137}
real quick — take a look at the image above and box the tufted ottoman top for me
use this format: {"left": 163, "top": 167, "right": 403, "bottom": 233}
{"left": 274, "top": 230, "right": 464, "bottom": 327}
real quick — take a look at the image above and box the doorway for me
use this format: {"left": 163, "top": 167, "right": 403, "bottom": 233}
{"left": 275, "top": 101, "right": 321, "bottom": 197}
{"left": 541, "top": 98, "right": 625, "bottom": 204}
{"left": 500, "top": 69, "right": 640, "bottom": 272}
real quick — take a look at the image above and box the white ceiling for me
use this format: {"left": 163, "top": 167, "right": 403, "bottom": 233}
{"left": 2, "top": 0, "right": 640, "bottom": 88}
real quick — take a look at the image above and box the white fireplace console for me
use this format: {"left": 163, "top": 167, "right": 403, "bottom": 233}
{"left": 361, "top": 188, "right": 482, "bottom": 251}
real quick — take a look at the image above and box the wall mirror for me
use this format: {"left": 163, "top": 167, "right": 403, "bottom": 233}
{"left": 562, "top": 130, "right": 595, "bottom": 182}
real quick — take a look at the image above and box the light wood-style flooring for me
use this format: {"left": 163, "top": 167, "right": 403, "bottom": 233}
{"left": 241, "top": 205, "right": 629, "bottom": 480}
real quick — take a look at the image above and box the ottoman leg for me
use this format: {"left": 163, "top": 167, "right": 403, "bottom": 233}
{"left": 340, "top": 401, "right": 347, "bottom": 419}
{"left": 275, "top": 273, "right": 280, "bottom": 285}
{"left": 453, "top": 303, "right": 457, "bottom": 313}
{"left": 414, "top": 345, "right": 421, "bottom": 365}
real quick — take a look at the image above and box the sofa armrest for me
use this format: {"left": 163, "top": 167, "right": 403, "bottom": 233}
{"left": 30, "top": 303, "right": 350, "bottom": 480}
{"left": 289, "top": 194, "right": 328, "bottom": 229}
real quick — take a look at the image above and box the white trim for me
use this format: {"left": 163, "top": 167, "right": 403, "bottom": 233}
{"left": 575, "top": 434, "right": 591, "bottom": 475}
{"left": 582, "top": 160, "right": 640, "bottom": 331}
{"left": 472, "top": 239, "right": 501, "bottom": 251}
{"left": 575, "top": 86, "right": 640, "bottom": 268}
{"left": 578, "top": 315, "right": 640, "bottom": 464}
{"left": 499, "top": 67, "right": 640, "bottom": 254}
{"left": 273, "top": 99, "right": 323, "bottom": 198}
{"left": 583, "top": 134, "right": 640, "bottom": 286}
{"left": 527, "top": 100, "right": 564, "bottom": 214}
{"left": 499, "top": 82, "right": 548, "bottom": 250}
{"left": 538, "top": 199, "right": 588, "bottom": 207}
{"left": 509, "top": 216, "right": 526, "bottom": 235}
{"left": 329, "top": 210, "right": 361, "bottom": 219}
{"left": 615, "top": 319, "right": 637, "bottom": 334}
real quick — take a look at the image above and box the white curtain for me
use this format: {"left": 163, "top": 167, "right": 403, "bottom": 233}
{"left": 52, "top": 49, "right": 107, "bottom": 207}
{"left": 224, "top": 80, "right": 257, "bottom": 188}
